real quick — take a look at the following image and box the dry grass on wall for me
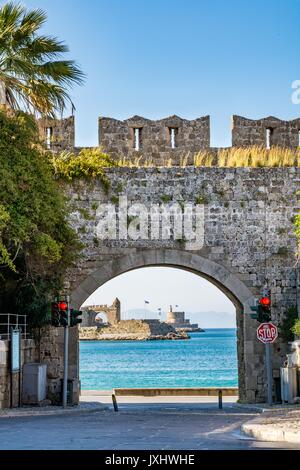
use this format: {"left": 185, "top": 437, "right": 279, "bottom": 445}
{"left": 116, "top": 146, "right": 300, "bottom": 168}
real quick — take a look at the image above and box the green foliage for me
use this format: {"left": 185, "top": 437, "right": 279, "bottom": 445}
{"left": 51, "top": 148, "right": 117, "bottom": 193}
{"left": 279, "top": 306, "right": 298, "bottom": 342}
{"left": 0, "top": 109, "right": 80, "bottom": 327}
{"left": 292, "top": 319, "right": 300, "bottom": 338}
{"left": 77, "top": 207, "right": 92, "bottom": 220}
{"left": 0, "top": 1, "right": 84, "bottom": 117}
{"left": 110, "top": 195, "right": 119, "bottom": 205}
{"left": 115, "top": 182, "right": 124, "bottom": 193}
{"left": 93, "top": 237, "right": 99, "bottom": 247}
{"left": 161, "top": 194, "right": 172, "bottom": 203}
{"left": 195, "top": 195, "right": 208, "bottom": 204}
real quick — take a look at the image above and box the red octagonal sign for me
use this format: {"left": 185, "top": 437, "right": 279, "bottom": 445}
{"left": 257, "top": 322, "right": 278, "bottom": 344}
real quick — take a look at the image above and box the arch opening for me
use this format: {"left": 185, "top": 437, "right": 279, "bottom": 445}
{"left": 74, "top": 249, "right": 252, "bottom": 400}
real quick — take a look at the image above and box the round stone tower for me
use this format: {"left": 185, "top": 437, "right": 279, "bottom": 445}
{"left": 166, "top": 306, "right": 185, "bottom": 324}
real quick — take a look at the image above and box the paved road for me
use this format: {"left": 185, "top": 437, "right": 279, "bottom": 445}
{"left": 0, "top": 404, "right": 299, "bottom": 450}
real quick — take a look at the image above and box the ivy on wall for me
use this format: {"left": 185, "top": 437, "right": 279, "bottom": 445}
{"left": 51, "top": 148, "right": 117, "bottom": 193}
{"left": 0, "top": 109, "right": 81, "bottom": 327}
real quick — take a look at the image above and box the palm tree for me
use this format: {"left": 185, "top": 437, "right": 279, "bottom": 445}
{"left": 0, "top": 2, "right": 84, "bottom": 117}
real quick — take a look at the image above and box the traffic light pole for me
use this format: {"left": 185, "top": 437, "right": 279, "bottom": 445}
{"left": 62, "top": 295, "right": 70, "bottom": 408}
{"left": 265, "top": 342, "right": 273, "bottom": 406}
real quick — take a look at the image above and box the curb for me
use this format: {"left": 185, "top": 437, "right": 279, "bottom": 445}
{"left": 235, "top": 403, "right": 300, "bottom": 414}
{"left": 242, "top": 420, "right": 300, "bottom": 444}
{"left": 241, "top": 410, "right": 300, "bottom": 444}
{"left": 0, "top": 403, "right": 109, "bottom": 419}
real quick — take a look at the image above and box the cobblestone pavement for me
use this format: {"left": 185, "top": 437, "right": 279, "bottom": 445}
{"left": 0, "top": 403, "right": 299, "bottom": 450}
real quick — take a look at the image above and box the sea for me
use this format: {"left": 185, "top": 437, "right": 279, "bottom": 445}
{"left": 80, "top": 328, "right": 238, "bottom": 390}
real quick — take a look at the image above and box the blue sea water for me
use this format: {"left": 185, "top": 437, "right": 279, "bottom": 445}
{"left": 80, "top": 329, "right": 238, "bottom": 390}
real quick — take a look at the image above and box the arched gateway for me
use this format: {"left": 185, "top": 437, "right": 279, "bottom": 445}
{"left": 64, "top": 167, "right": 299, "bottom": 403}
{"left": 71, "top": 249, "right": 253, "bottom": 401}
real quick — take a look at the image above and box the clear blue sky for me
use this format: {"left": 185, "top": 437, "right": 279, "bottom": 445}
{"left": 24, "top": 0, "right": 300, "bottom": 147}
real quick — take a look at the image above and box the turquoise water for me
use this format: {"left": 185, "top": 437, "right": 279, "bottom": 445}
{"left": 80, "top": 329, "right": 238, "bottom": 390}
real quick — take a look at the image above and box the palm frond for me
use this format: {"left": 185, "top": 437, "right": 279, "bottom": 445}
{"left": 19, "top": 8, "right": 47, "bottom": 34}
{"left": 0, "top": 2, "right": 84, "bottom": 117}
{"left": 18, "top": 36, "right": 69, "bottom": 59}
{"left": 35, "top": 60, "right": 85, "bottom": 85}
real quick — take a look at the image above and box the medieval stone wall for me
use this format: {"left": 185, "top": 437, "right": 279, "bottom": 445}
{"left": 65, "top": 167, "right": 300, "bottom": 403}
{"left": 82, "top": 298, "right": 121, "bottom": 326}
{"left": 232, "top": 115, "right": 300, "bottom": 147}
{"left": 37, "top": 113, "right": 300, "bottom": 161}
{"left": 0, "top": 327, "right": 79, "bottom": 409}
{"left": 0, "top": 339, "right": 38, "bottom": 409}
{"left": 38, "top": 116, "right": 75, "bottom": 152}
{"left": 99, "top": 115, "right": 210, "bottom": 164}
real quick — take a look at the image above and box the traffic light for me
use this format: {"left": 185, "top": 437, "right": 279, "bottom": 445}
{"left": 59, "top": 301, "right": 69, "bottom": 327}
{"left": 251, "top": 289, "right": 271, "bottom": 322}
{"left": 51, "top": 302, "right": 60, "bottom": 327}
{"left": 70, "top": 309, "right": 83, "bottom": 327}
{"left": 257, "top": 295, "right": 271, "bottom": 323}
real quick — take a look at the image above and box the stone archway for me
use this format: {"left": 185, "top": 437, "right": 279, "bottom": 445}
{"left": 82, "top": 298, "right": 121, "bottom": 326}
{"left": 70, "top": 248, "right": 257, "bottom": 402}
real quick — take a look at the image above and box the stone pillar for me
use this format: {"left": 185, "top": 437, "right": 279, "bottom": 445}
{"left": 38, "top": 326, "right": 80, "bottom": 405}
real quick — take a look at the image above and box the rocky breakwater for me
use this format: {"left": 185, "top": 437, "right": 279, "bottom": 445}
{"left": 79, "top": 320, "right": 189, "bottom": 341}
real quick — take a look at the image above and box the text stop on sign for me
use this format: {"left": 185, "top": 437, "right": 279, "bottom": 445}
{"left": 257, "top": 322, "right": 278, "bottom": 344}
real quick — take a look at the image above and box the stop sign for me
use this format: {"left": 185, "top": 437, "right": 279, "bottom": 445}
{"left": 257, "top": 322, "right": 278, "bottom": 344}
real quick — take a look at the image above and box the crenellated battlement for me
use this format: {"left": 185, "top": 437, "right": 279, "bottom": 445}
{"left": 38, "top": 114, "right": 300, "bottom": 164}
{"left": 98, "top": 115, "right": 210, "bottom": 164}
{"left": 232, "top": 115, "right": 300, "bottom": 148}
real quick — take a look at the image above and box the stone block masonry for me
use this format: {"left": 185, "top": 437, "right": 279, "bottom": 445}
{"left": 38, "top": 326, "right": 79, "bottom": 405}
{"left": 64, "top": 166, "right": 300, "bottom": 403}
{"left": 82, "top": 298, "right": 121, "bottom": 326}
{"left": 0, "top": 327, "right": 79, "bottom": 409}
{"left": 99, "top": 115, "right": 210, "bottom": 165}
{"left": 38, "top": 113, "right": 300, "bottom": 163}
{"left": 0, "top": 339, "right": 38, "bottom": 409}
{"left": 232, "top": 115, "right": 300, "bottom": 148}
{"left": 38, "top": 116, "right": 75, "bottom": 152}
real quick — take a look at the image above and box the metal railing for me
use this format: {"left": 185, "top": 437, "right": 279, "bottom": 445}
{"left": 0, "top": 314, "right": 27, "bottom": 340}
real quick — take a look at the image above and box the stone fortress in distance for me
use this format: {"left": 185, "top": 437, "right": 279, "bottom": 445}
{"left": 79, "top": 299, "right": 203, "bottom": 341}
{"left": 38, "top": 113, "right": 300, "bottom": 163}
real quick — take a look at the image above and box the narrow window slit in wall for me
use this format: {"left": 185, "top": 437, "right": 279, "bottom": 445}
{"left": 266, "top": 128, "right": 273, "bottom": 150}
{"left": 134, "top": 128, "right": 142, "bottom": 151}
{"left": 45, "top": 127, "right": 53, "bottom": 150}
{"left": 169, "top": 128, "right": 178, "bottom": 149}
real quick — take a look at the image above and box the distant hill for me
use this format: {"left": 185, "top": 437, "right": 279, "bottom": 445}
{"left": 122, "top": 309, "right": 236, "bottom": 328}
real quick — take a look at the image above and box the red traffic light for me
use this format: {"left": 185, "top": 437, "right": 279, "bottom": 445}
{"left": 58, "top": 301, "right": 68, "bottom": 311}
{"left": 259, "top": 297, "right": 271, "bottom": 307}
